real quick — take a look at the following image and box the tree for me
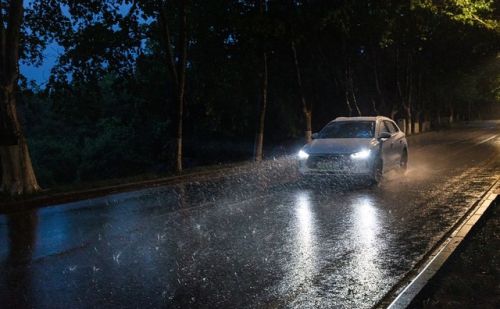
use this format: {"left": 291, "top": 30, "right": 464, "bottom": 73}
{"left": 159, "top": 0, "right": 188, "bottom": 172}
{"left": 288, "top": 1, "right": 313, "bottom": 142}
{"left": 291, "top": 41, "right": 312, "bottom": 142}
{"left": 137, "top": 0, "right": 189, "bottom": 173}
{"left": 253, "top": 0, "right": 268, "bottom": 162}
{"left": 414, "top": 0, "right": 499, "bottom": 30}
{"left": 4, "top": 0, "right": 497, "bottom": 189}
{"left": 0, "top": 0, "right": 40, "bottom": 195}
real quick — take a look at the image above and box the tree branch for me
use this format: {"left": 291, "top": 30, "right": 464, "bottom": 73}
{"left": 5, "top": 0, "right": 23, "bottom": 85}
{"left": 159, "top": 7, "right": 178, "bottom": 85}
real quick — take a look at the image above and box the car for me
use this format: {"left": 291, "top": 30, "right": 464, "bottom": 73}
{"left": 297, "top": 116, "right": 408, "bottom": 184}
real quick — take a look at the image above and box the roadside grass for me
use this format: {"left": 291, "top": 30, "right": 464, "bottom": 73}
{"left": 409, "top": 197, "right": 500, "bottom": 308}
{"left": 0, "top": 160, "right": 251, "bottom": 204}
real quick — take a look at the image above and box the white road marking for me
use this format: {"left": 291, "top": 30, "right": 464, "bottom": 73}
{"left": 476, "top": 135, "right": 497, "bottom": 145}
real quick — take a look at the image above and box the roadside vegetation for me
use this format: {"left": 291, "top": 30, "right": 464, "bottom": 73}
{"left": 0, "top": 0, "right": 498, "bottom": 195}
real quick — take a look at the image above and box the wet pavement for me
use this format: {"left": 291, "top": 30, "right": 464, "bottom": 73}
{"left": 1, "top": 123, "right": 499, "bottom": 308}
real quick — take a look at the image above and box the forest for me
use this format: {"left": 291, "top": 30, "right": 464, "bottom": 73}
{"left": 0, "top": 0, "right": 499, "bottom": 195}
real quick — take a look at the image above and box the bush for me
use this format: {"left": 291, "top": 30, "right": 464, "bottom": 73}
{"left": 78, "top": 117, "right": 148, "bottom": 181}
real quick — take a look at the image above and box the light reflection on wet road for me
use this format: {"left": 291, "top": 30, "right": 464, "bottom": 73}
{"left": 0, "top": 124, "right": 499, "bottom": 308}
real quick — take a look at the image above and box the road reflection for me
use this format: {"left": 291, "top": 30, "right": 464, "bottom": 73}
{"left": 350, "top": 196, "right": 384, "bottom": 292}
{"left": 1, "top": 210, "right": 38, "bottom": 308}
{"left": 281, "top": 191, "right": 318, "bottom": 294}
{"left": 5, "top": 210, "right": 38, "bottom": 265}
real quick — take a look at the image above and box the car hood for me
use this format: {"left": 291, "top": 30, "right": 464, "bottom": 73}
{"left": 303, "top": 138, "right": 378, "bottom": 155}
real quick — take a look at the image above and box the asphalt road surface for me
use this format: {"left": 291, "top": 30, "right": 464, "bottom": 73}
{"left": 1, "top": 122, "right": 499, "bottom": 308}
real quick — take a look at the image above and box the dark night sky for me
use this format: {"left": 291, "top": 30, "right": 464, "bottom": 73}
{"left": 21, "top": 0, "right": 134, "bottom": 85}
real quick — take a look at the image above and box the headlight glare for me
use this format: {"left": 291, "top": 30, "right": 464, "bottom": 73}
{"left": 350, "top": 149, "right": 371, "bottom": 159}
{"left": 298, "top": 150, "right": 309, "bottom": 160}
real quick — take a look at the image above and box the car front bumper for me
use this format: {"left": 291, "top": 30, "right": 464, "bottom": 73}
{"left": 298, "top": 154, "right": 374, "bottom": 176}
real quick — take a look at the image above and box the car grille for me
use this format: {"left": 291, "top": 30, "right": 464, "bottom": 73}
{"left": 306, "top": 154, "right": 353, "bottom": 170}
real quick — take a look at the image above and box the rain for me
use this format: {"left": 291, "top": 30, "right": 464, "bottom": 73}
{"left": 1, "top": 124, "right": 498, "bottom": 308}
{"left": 0, "top": 1, "right": 498, "bottom": 307}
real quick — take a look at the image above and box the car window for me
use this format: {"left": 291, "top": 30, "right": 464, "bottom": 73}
{"left": 380, "top": 121, "right": 391, "bottom": 134}
{"left": 318, "top": 121, "right": 375, "bottom": 138}
{"left": 387, "top": 121, "right": 399, "bottom": 133}
{"left": 384, "top": 121, "right": 398, "bottom": 133}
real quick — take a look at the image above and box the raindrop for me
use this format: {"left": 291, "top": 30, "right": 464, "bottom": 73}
{"left": 113, "top": 252, "right": 122, "bottom": 264}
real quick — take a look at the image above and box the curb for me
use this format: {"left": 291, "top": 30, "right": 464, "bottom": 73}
{"left": 381, "top": 177, "right": 499, "bottom": 308}
{"left": 0, "top": 160, "right": 273, "bottom": 214}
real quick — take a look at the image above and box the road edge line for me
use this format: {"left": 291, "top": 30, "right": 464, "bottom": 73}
{"left": 383, "top": 177, "right": 499, "bottom": 309}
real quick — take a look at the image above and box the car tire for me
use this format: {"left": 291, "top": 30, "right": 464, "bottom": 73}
{"left": 399, "top": 149, "right": 408, "bottom": 174}
{"left": 370, "top": 158, "right": 383, "bottom": 186}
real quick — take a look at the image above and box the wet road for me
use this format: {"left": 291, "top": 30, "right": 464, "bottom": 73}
{"left": 1, "top": 123, "right": 499, "bottom": 308}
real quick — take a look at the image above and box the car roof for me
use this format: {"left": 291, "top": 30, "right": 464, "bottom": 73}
{"left": 328, "top": 116, "right": 394, "bottom": 123}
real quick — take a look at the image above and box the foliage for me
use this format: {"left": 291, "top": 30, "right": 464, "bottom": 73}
{"left": 414, "top": 0, "right": 499, "bottom": 30}
{"left": 11, "top": 0, "right": 500, "bottom": 187}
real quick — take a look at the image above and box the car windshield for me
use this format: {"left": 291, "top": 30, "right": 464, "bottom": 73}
{"left": 318, "top": 121, "right": 375, "bottom": 138}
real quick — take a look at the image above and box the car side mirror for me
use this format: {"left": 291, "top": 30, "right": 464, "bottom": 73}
{"left": 311, "top": 133, "right": 318, "bottom": 139}
{"left": 379, "top": 132, "right": 391, "bottom": 140}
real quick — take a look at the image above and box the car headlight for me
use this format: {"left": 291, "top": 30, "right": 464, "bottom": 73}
{"left": 298, "top": 150, "right": 309, "bottom": 160}
{"left": 350, "top": 149, "right": 371, "bottom": 159}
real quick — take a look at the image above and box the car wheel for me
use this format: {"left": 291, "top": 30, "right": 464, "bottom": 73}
{"left": 399, "top": 149, "right": 408, "bottom": 174}
{"left": 370, "top": 158, "right": 383, "bottom": 185}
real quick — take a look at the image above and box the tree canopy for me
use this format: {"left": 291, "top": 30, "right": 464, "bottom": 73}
{"left": 3, "top": 0, "right": 498, "bottom": 188}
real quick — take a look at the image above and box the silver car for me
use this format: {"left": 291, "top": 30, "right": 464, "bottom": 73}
{"left": 298, "top": 116, "right": 408, "bottom": 184}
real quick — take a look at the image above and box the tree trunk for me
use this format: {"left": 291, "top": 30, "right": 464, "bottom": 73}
{"left": 404, "top": 104, "right": 412, "bottom": 135}
{"left": 0, "top": 89, "right": 40, "bottom": 194}
{"left": 390, "top": 108, "right": 398, "bottom": 120}
{"left": 344, "top": 68, "right": 353, "bottom": 116}
{"left": 159, "top": 9, "right": 178, "bottom": 85}
{"left": 304, "top": 111, "right": 312, "bottom": 141}
{"left": 405, "top": 53, "right": 413, "bottom": 134}
{"left": 254, "top": 0, "right": 267, "bottom": 162}
{"left": 351, "top": 83, "right": 362, "bottom": 116}
{"left": 371, "top": 98, "right": 379, "bottom": 115}
{"left": 350, "top": 81, "right": 361, "bottom": 116}
{"left": 372, "top": 51, "right": 385, "bottom": 116}
{"left": 0, "top": 0, "right": 40, "bottom": 195}
{"left": 254, "top": 52, "right": 268, "bottom": 162}
{"left": 158, "top": 2, "right": 187, "bottom": 173}
{"left": 395, "top": 47, "right": 404, "bottom": 121}
{"left": 346, "top": 61, "right": 361, "bottom": 116}
{"left": 174, "top": 0, "right": 188, "bottom": 173}
{"left": 291, "top": 41, "right": 312, "bottom": 143}
{"left": 175, "top": 88, "right": 184, "bottom": 173}
{"left": 345, "top": 90, "right": 353, "bottom": 116}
